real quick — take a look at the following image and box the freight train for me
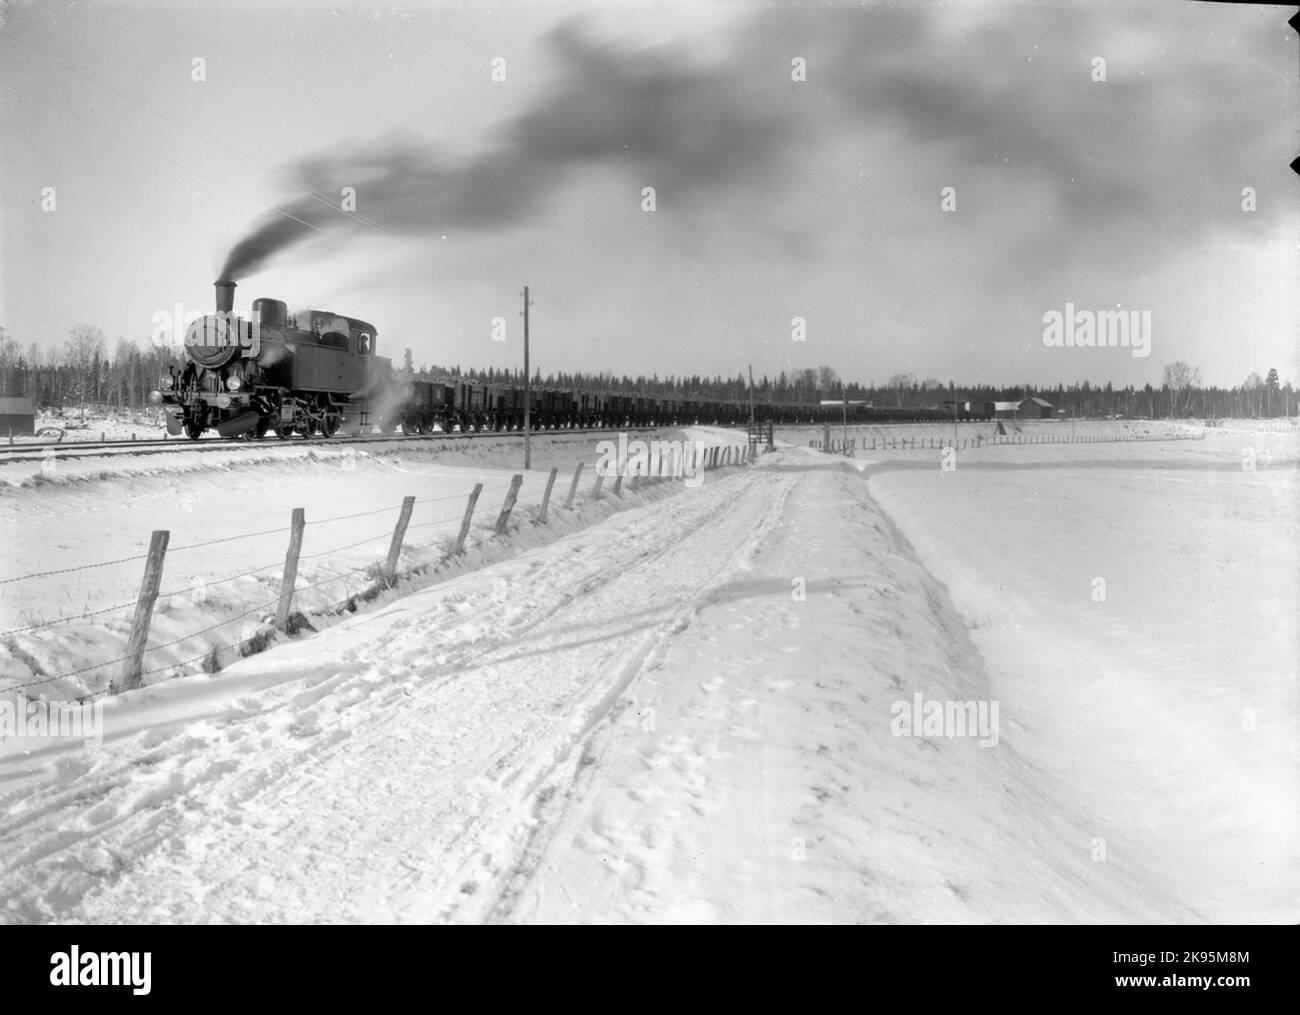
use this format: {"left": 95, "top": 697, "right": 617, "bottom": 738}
{"left": 153, "top": 283, "right": 985, "bottom": 439}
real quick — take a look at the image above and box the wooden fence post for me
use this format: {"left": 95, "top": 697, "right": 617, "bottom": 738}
{"left": 454, "top": 483, "right": 483, "bottom": 554}
{"left": 593, "top": 471, "right": 605, "bottom": 499}
{"left": 382, "top": 496, "right": 416, "bottom": 586}
{"left": 276, "top": 508, "right": 306, "bottom": 631}
{"left": 495, "top": 474, "right": 524, "bottom": 534}
{"left": 564, "top": 462, "right": 584, "bottom": 509}
{"left": 612, "top": 472, "right": 624, "bottom": 497}
{"left": 539, "top": 467, "right": 559, "bottom": 523}
{"left": 117, "top": 529, "right": 169, "bottom": 693}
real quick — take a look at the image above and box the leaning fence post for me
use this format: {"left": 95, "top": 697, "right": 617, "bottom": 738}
{"left": 539, "top": 467, "right": 559, "bottom": 523}
{"left": 276, "top": 508, "right": 306, "bottom": 631}
{"left": 564, "top": 462, "right": 584, "bottom": 509}
{"left": 612, "top": 472, "right": 624, "bottom": 497}
{"left": 593, "top": 471, "right": 605, "bottom": 499}
{"left": 495, "top": 474, "right": 524, "bottom": 534}
{"left": 117, "top": 529, "right": 169, "bottom": 693}
{"left": 382, "top": 496, "right": 416, "bottom": 586}
{"left": 454, "top": 483, "right": 483, "bottom": 554}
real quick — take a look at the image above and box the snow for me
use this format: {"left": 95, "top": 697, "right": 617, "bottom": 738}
{"left": 0, "top": 425, "right": 1295, "bottom": 923}
{"left": 0, "top": 429, "right": 741, "bottom": 700}
{"left": 866, "top": 453, "right": 1299, "bottom": 923}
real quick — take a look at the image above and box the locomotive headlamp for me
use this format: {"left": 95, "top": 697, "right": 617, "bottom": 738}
{"left": 216, "top": 393, "right": 232, "bottom": 409}
{"left": 227, "top": 374, "right": 242, "bottom": 392}
{"left": 161, "top": 375, "right": 174, "bottom": 390}
{"left": 150, "top": 390, "right": 162, "bottom": 404}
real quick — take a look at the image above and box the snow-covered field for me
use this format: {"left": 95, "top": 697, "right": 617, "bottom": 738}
{"left": 0, "top": 423, "right": 1295, "bottom": 923}
{"left": 868, "top": 456, "right": 1299, "bottom": 924}
{"left": 0, "top": 428, "right": 744, "bottom": 700}
{"left": 14, "top": 409, "right": 178, "bottom": 443}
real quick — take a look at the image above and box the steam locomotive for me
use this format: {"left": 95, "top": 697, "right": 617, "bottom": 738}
{"left": 153, "top": 282, "right": 982, "bottom": 439}
{"left": 153, "top": 281, "right": 390, "bottom": 439}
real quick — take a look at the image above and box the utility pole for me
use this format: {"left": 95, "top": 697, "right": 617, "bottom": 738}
{"left": 522, "top": 285, "right": 532, "bottom": 470}
{"left": 841, "top": 379, "right": 847, "bottom": 451}
{"left": 748, "top": 364, "right": 755, "bottom": 426}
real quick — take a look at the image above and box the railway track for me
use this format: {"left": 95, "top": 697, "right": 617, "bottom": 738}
{"left": 0, "top": 424, "right": 681, "bottom": 467}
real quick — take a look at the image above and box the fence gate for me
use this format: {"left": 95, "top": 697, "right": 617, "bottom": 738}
{"left": 747, "top": 421, "right": 774, "bottom": 451}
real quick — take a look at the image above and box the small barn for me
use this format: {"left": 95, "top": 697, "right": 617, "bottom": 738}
{"left": 0, "top": 397, "right": 35, "bottom": 437}
{"left": 1017, "top": 396, "right": 1054, "bottom": 419}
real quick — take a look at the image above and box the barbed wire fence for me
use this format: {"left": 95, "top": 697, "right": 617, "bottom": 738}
{"left": 803, "top": 425, "right": 1213, "bottom": 454}
{"left": 1, "top": 444, "right": 752, "bottom": 705}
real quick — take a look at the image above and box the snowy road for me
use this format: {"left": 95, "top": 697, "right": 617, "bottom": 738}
{"left": 5, "top": 459, "right": 798, "bottom": 922}
{"left": 1, "top": 444, "right": 1291, "bottom": 923}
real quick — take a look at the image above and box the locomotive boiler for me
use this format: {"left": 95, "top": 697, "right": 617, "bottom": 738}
{"left": 154, "top": 281, "right": 391, "bottom": 439}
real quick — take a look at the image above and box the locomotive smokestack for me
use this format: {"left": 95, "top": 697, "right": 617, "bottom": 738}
{"left": 214, "top": 280, "right": 236, "bottom": 314}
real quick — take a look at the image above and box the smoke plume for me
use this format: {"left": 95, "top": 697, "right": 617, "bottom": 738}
{"left": 218, "top": 20, "right": 791, "bottom": 281}
{"left": 219, "top": 6, "right": 1282, "bottom": 283}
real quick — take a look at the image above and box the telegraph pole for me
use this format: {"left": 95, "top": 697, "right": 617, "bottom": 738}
{"left": 748, "top": 364, "right": 755, "bottom": 426}
{"left": 522, "top": 286, "right": 532, "bottom": 470}
{"left": 841, "top": 379, "right": 847, "bottom": 451}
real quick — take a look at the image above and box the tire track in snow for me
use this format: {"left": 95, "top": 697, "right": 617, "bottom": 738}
{"left": 0, "top": 468, "right": 792, "bottom": 923}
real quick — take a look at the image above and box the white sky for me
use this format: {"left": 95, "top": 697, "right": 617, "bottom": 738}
{"left": 1, "top": 0, "right": 1296, "bottom": 389}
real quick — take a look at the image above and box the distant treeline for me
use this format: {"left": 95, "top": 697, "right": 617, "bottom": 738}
{"left": 1, "top": 325, "right": 1293, "bottom": 420}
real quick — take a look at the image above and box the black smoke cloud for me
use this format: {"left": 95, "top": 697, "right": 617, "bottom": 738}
{"left": 220, "top": 4, "right": 1284, "bottom": 282}
{"left": 219, "top": 21, "right": 793, "bottom": 281}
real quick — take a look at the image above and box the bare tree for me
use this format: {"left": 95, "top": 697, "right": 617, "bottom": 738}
{"left": 887, "top": 372, "right": 915, "bottom": 407}
{"left": 1243, "top": 372, "right": 1263, "bottom": 418}
{"left": 1161, "top": 361, "right": 1201, "bottom": 417}
{"left": 0, "top": 327, "right": 18, "bottom": 397}
{"left": 65, "top": 324, "right": 105, "bottom": 421}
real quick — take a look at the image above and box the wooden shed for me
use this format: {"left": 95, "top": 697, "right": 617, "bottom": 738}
{"left": 0, "top": 397, "right": 35, "bottom": 437}
{"left": 1017, "top": 396, "right": 1054, "bottom": 419}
